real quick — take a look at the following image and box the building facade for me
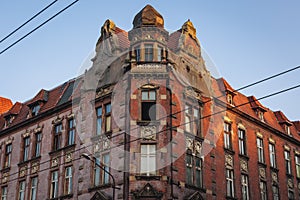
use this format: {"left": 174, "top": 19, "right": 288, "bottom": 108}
{"left": 0, "top": 5, "right": 300, "bottom": 200}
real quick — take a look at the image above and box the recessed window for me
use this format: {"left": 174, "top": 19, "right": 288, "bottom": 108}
{"left": 144, "top": 44, "right": 153, "bottom": 62}
{"left": 102, "top": 154, "right": 110, "bottom": 184}
{"left": 64, "top": 166, "right": 73, "bottom": 195}
{"left": 1, "top": 186, "right": 8, "bottom": 200}
{"left": 105, "top": 104, "right": 111, "bottom": 133}
{"left": 284, "top": 150, "right": 292, "bottom": 175}
{"left": 226, "top": 168, "right": 234, "bottom": 197}
{"left": 257, "top": 138, "right": 264, "bottom": 163}
{"left": 295, "top": 155, "right": 300, "bottom": 178}
{"left": 67, "top": 119, "right": 75, "bottom": 146}
{"left": 18, "top": 181, "right": 26, "bottom": 200}
{"left": 227, "top": 94, "right": 233, "bottom": 105}
{"left": 186, "top": 153, "right": 203, "bottom": 187}
{"left": 238, "top": 129, "right": 246, "bottom": 155}
{"left": 31, "top": 104, "right": 40, "bottom": 117}
{"left": 260, "top": 181, "right": 267, "bottom": 200}
{"left": 4, "top": 144, "right": 12, "bottom": 168}
{"left": 53, "top": 124, "right": 62, "bottom": 151}
{"left": 288, "top": 188, "right": 294, "bottom": 200}
{"left": 50, "top": 170, "right": 59, "bottom": 199}
{"left": 96, "top": 107, "right": 102, "bottom": 135}
{"left": 30, "top": 177, "right": 38, "bottom": 200}
{"left": 34, "top": 133, "right": 42, "bottom": 157}
{"left": 272, "top": 185, "right": 279, "bottom": 200}
{"left": 258, "top": 111, "right": 264, "bottom": 122}
{"left": 135, "top": 46, "right": 141, "bottom": 62}
{"left": 157, "top": 46, "right": 163, "bottom": 61}
{"left": 141, "top": 91, "right": 156, "bottom": 121}
{"left": 23, "top": 137, "right": 30, "bottom": 162}
{"left": 269, "top": 143, "right": 276, "bottom": 168}
{"left": 286, "top": 125, "right": 291, "bottom": 135}
{"left": 224, "top": 122, "right": 232, "bottom": 150}
{"left": 140, "top": 144, "right": 156, "bottom": 176}
{"left": 94, "top": 154, "right": 110, "bottom": 186}
{"left": 241, "top": 174, "right": 249, "bottom": 200}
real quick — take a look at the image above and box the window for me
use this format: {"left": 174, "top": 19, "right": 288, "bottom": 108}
{"left": 141, "top": 91, "right": 156, "bottom": 121}
{"left": 257, "top": 138, "right": 264, "bottom": 163}
{"left": 34, "top": 133, "right": 42, "bottom": 157}
{"left": 241, "top": 174, "right": 249, "bottom": 200}
{"left": 18, "top": 180, "right": 26, "bottom": 200}
{"left": 141, "top": 144, "right": 156, "bottom": 176}
{"left": 272, "top": 185, "right": 279, "bottom": 200}
{"left": 186, "top": 153, "right": 203, "bottom": 187}
{"left": 258, "top": 111, "right": 264, "bottom": 122}
{"left": 23, "top": 137, "right": 30, "bottom": 162}
{"left": 284, "top": 150, "right": 292, "bottom": 175}
{"left": 185, "top": 105, "right": 201, "bottom": 135}
{"left": 96, "top": 107, "right": 102, "bottom": 135}
{"left": 269, "top": 143, "right": 276, "bottom": 168}
{"left": 30, "top": 177, "right": 38, "bottom": 200}
{"left": 1, "top": 186, "right": 7, "bottom": 200}
{"left": 157, "top": 46, "right": 162, "bottom": 61}
{"left": 288, "top": 188, "right": 294, "bottom": 200}
{"left": 105, "top": 104, "right": 111, "bottom": 132}
{"left": 64, "top": 166, "right": 72, "bottom": 195}
{"left": 94, "top": 157, "right": 101, "bottom": 186}
{"left": 224, "top": 123, "right": 232, "bottom": 149}
{"left": 295, "top": 155, "right": 300, "bottom": 178}
{"left": 50, "top": 170, "right": 59, "bottom": 198}
{"left": 226, "top": 169, "right": 234, "bottom": 197}
{"left": 227, "top": 94, "right": 233, "bottom": 105}
{"left": 134, "top": 46, "right": 141, "bottom": 62}
{"left": 53, "top": 124, "right": 62, "bottom": 151}
{"left": 238, "top": 129, "right": 247, "bottom": 155}
{"left": 31, "top": 104, "right": 40, "bottom": 116}
{"left": 4, "top": 144, "right": 12, "bottom": 168}
{"left": 67, "top": 119, "right": 75, "bottom": 145}
{"left": 260, "top": 181, "right": 267, "bottom": 200}
{"left": 102, "top": 154, "right": 110, "bottom": 184}
{"left": 144, "top": 44, "right": 153, "bottom": 62}
{"left": 286, "top": 125, "right": 291, "bottom": 135}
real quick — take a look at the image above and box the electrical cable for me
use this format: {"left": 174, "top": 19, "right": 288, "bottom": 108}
{"left": 0, "top": 0, "right": 59, "bottom": 44}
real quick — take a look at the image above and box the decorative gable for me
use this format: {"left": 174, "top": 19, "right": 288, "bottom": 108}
{"left": 90, "top": 191, "right": 110, "bottom": 200}
{"left": 186, "top": 191, "right": 204, "bottom": 200}
{"left": 132, "top": 183, "right": 163, "bottom": 199}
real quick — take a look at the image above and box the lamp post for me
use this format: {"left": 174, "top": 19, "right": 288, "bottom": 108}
{"left": 81, "top": 153, "right": 118, "bottom": 200}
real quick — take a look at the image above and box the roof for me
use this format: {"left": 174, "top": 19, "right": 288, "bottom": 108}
{"left": 133, "top": 5, "right": 164, "bottom": 28}
{"left": 217, "top": 78, "right": 236, "bottom": 94}
{"left": 274, "top": 111, "right": 292, "bottom": 125}
{"left": 247, "top": 96, "right": 268, "bottom": 112}
{"left": 0, "top": 97, "right": 13, "bottom": 114}
{"left": 3, "top": 102, "right": 22, "bottom": 117}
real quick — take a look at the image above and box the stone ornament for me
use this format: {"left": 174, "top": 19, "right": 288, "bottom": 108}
{"left": 186, "top": 138, "right": 202, "bottom": 155}
{"left": 65, "top": 152, "right": 73, "bottom": 163}
{"left": 2, "top": 172, "right": 8, "bottom": 184}
{"left": 271, "top": 172, "right": 278, "bottom": 183}
{"left": 31, "top": 162, "right": 39, "bottom": 174}
{"left": 19, "top": 166, "right": 27, "bottom": 178}
{"left": 225, "top": 154, "right": 233, "bottom": 168}
{"left": 240, "top": 160, "right": 248, "bottom": 172}
{"left": 141, "top": 126, "right": 156, "bottom": 141}
{"left": 93, "top": 135, "right": 111, "bottom": 153}
{"left": 259, "top": 168, "right": 266, "bottom": 179}
{"left": 288, "top": 179, "right": 294, "bottom": 188}
{"left": 51, "top": 157, "right": 59, "bottom": 167}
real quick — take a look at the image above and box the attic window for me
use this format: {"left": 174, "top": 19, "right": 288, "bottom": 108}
{"left": 257, "top": 111, "right": 264, "bottom": 122}
{"left": 31, "top": 104, "right": 40, "bottom": 116}
{"left": 227, "top": 94, "right": 234, "bottom": 105}
{"left": 285, "top": 125, "right": 291, "bottom": 136}
{"left": 4, "top": 116, "right": 14, "bottom": 128}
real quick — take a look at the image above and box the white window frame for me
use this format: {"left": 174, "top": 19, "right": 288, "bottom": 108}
{"left": 269, "top": 143, "right": 276, "bottom": 168}
{"left": 140, "top": 144, "right": 156, "bottom": 176}
{"left": 30, "top": 177, "right": 38, "bottom": 200}
{"left": 241, "top": 174, "right": 249, "bottom": 200}
{"left": 257, "top": 138, "right": 264, "bottom": 163}
{"left": 50, "top": 170, "right": 59, "bottom": 198}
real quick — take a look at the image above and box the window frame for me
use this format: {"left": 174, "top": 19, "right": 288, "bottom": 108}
{"left": 67, "top": 118, "right": 76, "bottom": 146}
{"left": 226, "top": 168, "right": 235, "bottom": 198}
{"left": 272, "top": 185, "right": 279, "bottom": 200}
{"left": 238, "top": 129, "right": 247, "bottom": 155}
{"left": 53, "top": 124, "right": 62, "bottom": 151}
{"left": 64, "top": 166, "right": 73, "bottom": 195}
{"left": 34, "top": 133, "right": 42, "bottom": 158}
{"left": 284, "top": 150, "right": 292, "bottom": 175}
{"left": 23, "top": 136, "right": 30, "bottom": 162}
{"left": 50, "top": 170, "right": 59, "bottom": 199}
{"left": 269, "top": 143, "right": 277, "bottom": 168}
{"left": 224, "top": 122, "right": 232, "bottom": 150}
{"left": 140, "top": 144, "right": 156, "bottom": 176}
{"left": 241, "top": 174, "right": 250, "bottom": 200}
{"left": 18, "top": 180, "right": 26, "bottom": 200}
{"left": 295, "top": 154, "right": 300, "bottom": 178}
{"left": 144, "top": 44, "right": 154, "bottom": 62}
{"left": 4, "top": 144, "right": 12, "bottom": 168}
{"left": 185, "top": 151, "right": 203, "bottom": 188}
{"left": 257, "top": 138, "right": 265, "bottom": 163}
{"left": 1, "top": 186, "right": 7, "bottom": 200}
{"left": 141, "top": 90, "right": 156, "bottom": 121}
{"left": 30, "top": 176, "right": 38, "bottom": 200}
{"left": 104, "top": 103, "right": 111, "bottom": 133}
{"left": 260, "top": 181, "right": 267, "bottom": 200}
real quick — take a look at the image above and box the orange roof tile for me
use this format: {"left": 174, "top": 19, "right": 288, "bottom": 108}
{"left": 0, "top": 97, "right": 13, "bottom": 114}
{"left": 274, "top": 111, "right": 292, "bottom": 125}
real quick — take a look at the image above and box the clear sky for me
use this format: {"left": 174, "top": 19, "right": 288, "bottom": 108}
{"left": 0, "top": 1, "right": 299, "bottom": 120}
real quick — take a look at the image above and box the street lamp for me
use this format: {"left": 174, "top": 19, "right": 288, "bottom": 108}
{"left": 81, "top": 153, "right": 119, "bottom": 200}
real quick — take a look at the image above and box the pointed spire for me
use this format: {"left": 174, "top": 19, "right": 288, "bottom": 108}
{"left": 133, "top": 5, "right": 164, "bottom": 28}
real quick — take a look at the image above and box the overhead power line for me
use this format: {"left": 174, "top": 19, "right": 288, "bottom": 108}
{"left": 0, "top": 0, "right": 79, "bottom": 55}
{"left": 0, "top": 0, "right": 59, "bottom": 44}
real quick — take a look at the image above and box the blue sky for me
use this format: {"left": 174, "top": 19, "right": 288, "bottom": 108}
{"left": 0, "top": 1, "right": 299, "bottom": 120}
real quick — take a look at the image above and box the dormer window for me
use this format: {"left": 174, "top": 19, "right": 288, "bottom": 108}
{"left": 258, "top": 111, "right": 264, "bottom": 122}
{"left": 31, "top": 104, "right": 40, "bottom": 116}
{"left": 227, "top": 94, "right": 234, "bottom": 105}
{"left": 4, "top": 115, "right": 15, "bottom": 128}
{"left": 144, "top": 44, "right": 153, "bottom": 62}
{"left": 285, "top": 125, "right": 291, "bottom": 136}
